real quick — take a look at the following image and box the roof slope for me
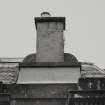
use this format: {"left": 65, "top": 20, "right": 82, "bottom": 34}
{"left": 81, "top": 63, "right": 105, "bottom": 78}
{"left": 0, "top": 63, "right": 19, "bottom": 84}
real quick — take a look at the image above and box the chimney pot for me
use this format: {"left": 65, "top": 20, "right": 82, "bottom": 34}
{"left": 41, "top": 12, "right": 51, "bottom": 17}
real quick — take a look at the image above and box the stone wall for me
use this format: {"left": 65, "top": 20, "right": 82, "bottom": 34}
{"left": 5, "top": 84, "right": 78, "bottom": 105}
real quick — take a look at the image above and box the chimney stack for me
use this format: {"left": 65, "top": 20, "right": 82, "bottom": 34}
{"left": 35, "top": 12, "right": 65, "bottom": 62}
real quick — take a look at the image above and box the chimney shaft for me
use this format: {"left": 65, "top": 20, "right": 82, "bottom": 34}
{"left": 35, "top": 13, "right": 65, "bottom": 62}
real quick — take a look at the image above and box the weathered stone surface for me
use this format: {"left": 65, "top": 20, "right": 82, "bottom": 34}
{"left": 6, "top": 84, "right": 77, "bottom": 105}
{"left": 6, "top": 84, "right": 78, "bottom": 98}
{"left": 36, "top": 22, "right": 64, "bottom": 62}
{"left": 23, "top": 53, "right": 78, "bottom": 63}
{"left": 12, "top": 99, "right": 66, "bottom": 105}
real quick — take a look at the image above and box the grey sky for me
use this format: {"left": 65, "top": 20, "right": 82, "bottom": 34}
{"left": 0, "top": 0, "right": 105, "bottom": 68}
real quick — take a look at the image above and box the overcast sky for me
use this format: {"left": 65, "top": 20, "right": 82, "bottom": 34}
{"left": 0, "top": 0, "right": 105, "bottom": 68}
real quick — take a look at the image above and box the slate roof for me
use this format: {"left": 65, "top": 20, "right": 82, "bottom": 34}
{"left": 0, "top": 63, "right": 19, "bottom": 84}
{"left": 81, "top": 63, "right": 105, "bottom": 78}
{"left": 0, "top": 57, "right": 23, "bottom": 62}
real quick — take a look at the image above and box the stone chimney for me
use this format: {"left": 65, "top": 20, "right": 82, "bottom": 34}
{"left": 35, "top": 12, "right": 65, "bottom": 62}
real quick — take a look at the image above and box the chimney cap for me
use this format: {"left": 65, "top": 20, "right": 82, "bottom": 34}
{"left": 35, "top": 17, "right": 65, "bottom": 30}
